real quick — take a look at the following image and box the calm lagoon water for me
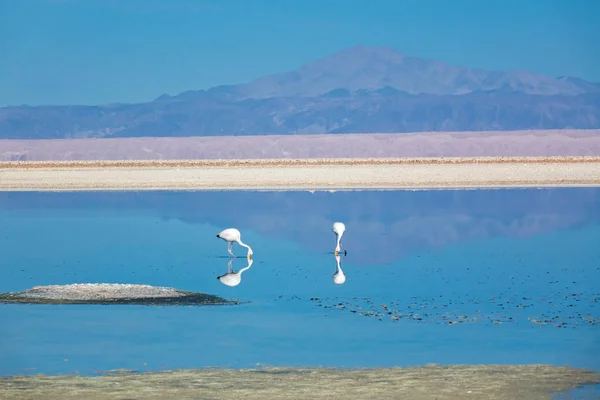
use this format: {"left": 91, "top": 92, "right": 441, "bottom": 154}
{"left": 0, "top": 189, "right": 598, "bottom": 377}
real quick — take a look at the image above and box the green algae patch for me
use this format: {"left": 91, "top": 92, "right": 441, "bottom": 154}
{"left": 1, "top": 365, "right": 599, "bottom": 400}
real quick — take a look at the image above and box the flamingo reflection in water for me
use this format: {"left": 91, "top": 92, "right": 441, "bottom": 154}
{"left": 332, "top": 253, "right": 346, "bottom": 285}
{"left": 217, "top": 257, "right": 254, "bottom": 287}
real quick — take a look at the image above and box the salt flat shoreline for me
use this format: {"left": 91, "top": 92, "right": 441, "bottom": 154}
{"left": 1, "top": 156, "right": 599, "bottom": 191}
{"left": 2, "top": 155, "right": 600, "bottom": 168}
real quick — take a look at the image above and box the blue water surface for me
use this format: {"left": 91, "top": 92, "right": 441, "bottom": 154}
{"left": 0, "top": 189, "right": 598, "bottom": 377}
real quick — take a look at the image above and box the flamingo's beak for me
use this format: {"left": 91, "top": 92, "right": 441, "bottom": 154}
{"left": 334, "top": 251, "right": 339, "bottom": 256}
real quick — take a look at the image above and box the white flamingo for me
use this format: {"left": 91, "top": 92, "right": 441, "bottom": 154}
{"left": 332, "top": 222, "right": 347, "bottom": 256}
{"left": 333, "top": 254, "right": 346, "bottom": 285}
{"left": 216, "top": 228, "right": 253, "bottom": 259}
{"left": 217, "top": 258, "right": 254, "bottom": 287}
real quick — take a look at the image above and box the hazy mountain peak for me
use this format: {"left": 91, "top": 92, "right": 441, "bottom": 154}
{"left": 227, "top": 45, "right": 598, "bottom": 99}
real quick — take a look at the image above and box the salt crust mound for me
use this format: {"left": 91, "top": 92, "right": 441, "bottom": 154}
{"left": 18, "top": 283, "right": 187, "bottom": 300}
{"left": 0, "top": 283, "right": 234, "bottom": 305}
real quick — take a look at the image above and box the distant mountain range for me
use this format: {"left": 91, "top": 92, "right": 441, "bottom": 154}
{"left": 1, "top": 45, "right": 599, "bottom": 139}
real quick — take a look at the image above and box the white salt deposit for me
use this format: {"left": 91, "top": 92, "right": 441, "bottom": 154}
{"left": 19, "top": 283, "right": 187, "bottom": 300}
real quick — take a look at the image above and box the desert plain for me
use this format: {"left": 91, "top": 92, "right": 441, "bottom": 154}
{"left": 1, "top": 130, "right": 600, "bottom": 191}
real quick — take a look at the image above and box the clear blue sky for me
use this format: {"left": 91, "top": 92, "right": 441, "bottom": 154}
{"left": 1, "top": 0, "right": 598, "bottom": 106}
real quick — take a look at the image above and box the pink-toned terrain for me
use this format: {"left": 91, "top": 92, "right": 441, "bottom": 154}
{"left": 1, "top": 130, "right": 599, "bottom": 161}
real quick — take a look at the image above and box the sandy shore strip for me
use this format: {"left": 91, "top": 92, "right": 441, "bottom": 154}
{"left": 1, "top": 156, "right": 600, "bottom": 191}
{"left": 1, "top": 365, "right": 598, "bottom": 400}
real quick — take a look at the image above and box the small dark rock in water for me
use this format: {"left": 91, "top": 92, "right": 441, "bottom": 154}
{"left": 0, "top": 283, "right": 235, "bottom": 306}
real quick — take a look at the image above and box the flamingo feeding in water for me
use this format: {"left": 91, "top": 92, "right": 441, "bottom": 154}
{"left": 332, "top": 222, "right": 347, "bottom": 256}
{"left": 216, "top": 228, "right": 253, "bottom": 259}
{"left": 217, "top": 258, "right": 254, "bottom": 287}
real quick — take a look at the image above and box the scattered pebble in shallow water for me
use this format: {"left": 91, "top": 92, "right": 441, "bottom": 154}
{"left": 270, "top": 291, "right": 600, "bottom": 328}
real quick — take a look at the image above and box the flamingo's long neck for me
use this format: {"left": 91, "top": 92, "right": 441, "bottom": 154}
{"left": 238, "top": 265, "right": 252, "bottom": 275}
{"left": 335, "top": 234, "right": 342, "bottom": 252}
{"left": 237, "top": 240, "right": 253, "bottom": 256}
{"left": 335, "top": 258, "right": 343, "bottom": 274}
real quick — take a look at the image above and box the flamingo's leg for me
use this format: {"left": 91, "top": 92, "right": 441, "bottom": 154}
{"left": 228, "top": 242, "right": 235, "bottom": 257}
{"left": 340, "top": 241, "right": 347, "bottom": 255}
